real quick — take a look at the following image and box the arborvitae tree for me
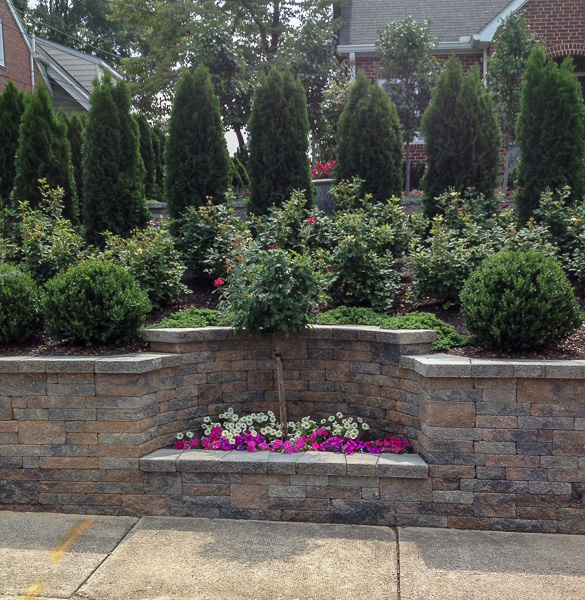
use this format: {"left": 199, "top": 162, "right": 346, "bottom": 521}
{"left": 135, "top": 114, "right": 157, "bottom": 201}
{"left": 165, "top": 66, "right": 230, "bottom": 219}
{"left": 152, "top": 125, "right": 165, "bottom": 202}
{"left": 421, "top": 57, "right": 501, "bottom": 218}
{"left": 515, "top": 46, "right": 585, "bottom": 223}
{"left": 83, "top": 73, "right": 148, "bottom": 245}
{"left": 65, "top": 112, "right": 85, "bottom": 212}
{"left": 247, "top": 67, "right": 312, "bottom": 215}
{"left": 0, "top": 82, "right": 26, "bottom": 206}
{"left": 12, "top": 85, "right": 78, "bottom": 222}
{"left": 335, "top": 70, "right": 403, "bottom": 201}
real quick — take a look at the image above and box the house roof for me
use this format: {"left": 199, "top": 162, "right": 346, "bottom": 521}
{"left": 338, "top": 0, "right": 529, "bottom": 53}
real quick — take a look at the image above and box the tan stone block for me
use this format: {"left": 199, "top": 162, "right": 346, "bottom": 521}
{"left": 474, "top": 378, "right": 517, "bottom": 390}
{"left": 230, "top": 484, "right": 268, "bottom": 509}
{"left": 38, "top": 481, "right": 97, "bottom": 494}
{"left": 214, "top": 349, "right": 245, "bottom": 362}
{"left": 518, "top": 379, "right": 585, "bottom": 404}
{"left": 429, "top": 465, "right": 476, "bottom": 479}
{"left": 484, "top": 454, "right": 540, "bottom": 468}
{"left": 420, "top": 401, "right": 475, "bottom": 428}
{"left": 553, "top": 430, "right": 585, "bottom": 455}
{"left": 182, "top": 484, "right": 230, "bottom": 496}
{"left": 476, "top": 416, "right": 517, "bottom": 429}
{"left": 473, "top": 493, "right": 516, "bottom": 518}
{"left": 379, "top": 478, "right": 432, "bottom": 502}
{"left": 122, "top": 495, "right": 171, "bottom": 516}
{"left": 482, "top": 390, "right": 517, "bottom": 403}
{"left": 247, "top": 370, "right": 274, "bottom": 391}
{"left": 0, "top": 397, "right": 12, "bottom": 420}
{"left": 19, "top": 421, "right": 66, "bottom": 445}
{"left": 424, "top": 377, "right": 474, "bottom": 390}
{"left": 95, "top": 373, "right": 159, "bottom": 397}
{"left": 67, "top": 433, "right": 98, "bottom": 445}
{"left": 0, "top": 421, "right": 18, "bottom": 433}
{"left": 39, "top": 457, "right": 99, "bottom": 469}
{"left": 90, "top": 493, "right": 122, "bottom": 506}
{"left": 448, "top": 516, "right": 490, "bottom": 530}
{"left": 107, "top": 470, "right": 144, "bottom": 483}
{"left": 57, "top": 373, "right": 95, "bottom": 385}
{"left": 242, "top": 474, "right": 289, "bottom": 485}
{"left": 325, "top": 361, "right": 351, "bottom": 382}
{"left": 273, "top": 337, "right": 308, "bottom": 360}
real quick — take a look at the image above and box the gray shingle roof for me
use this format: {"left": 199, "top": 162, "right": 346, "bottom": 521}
{"left": 339, "top": 0, "right": 516, "bottom": 46}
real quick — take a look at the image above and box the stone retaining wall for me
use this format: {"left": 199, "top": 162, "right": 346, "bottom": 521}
{"left": 1, "top": 326, "right": 584, "bottom": 533}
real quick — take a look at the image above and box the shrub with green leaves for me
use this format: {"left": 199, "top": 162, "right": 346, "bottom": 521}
{"left": 461, "top": 250, "right": 582, "bottom": 352}
{"left": 314, "top": 307, "right": 467, "bottom": 351}
{"left": 148, "top": 307, "right": 226, "bottom": 329}
{"left": 218, "top": 241, "right": 324, "bottom": 337}
{"left": 44, "top": 260, "right": 151, "bottom": 345}
{"left": 100, "top": 224, "right": 190, "bottom": 308}
{"left": 0, "top": 264, "right": 43, "bottom": 343}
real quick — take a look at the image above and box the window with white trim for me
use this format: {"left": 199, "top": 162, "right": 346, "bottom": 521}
{"left": 0, "top": 20, "right": 5, "bottom": 68}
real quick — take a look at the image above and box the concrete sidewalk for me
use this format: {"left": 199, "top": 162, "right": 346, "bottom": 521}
{"left": 0, "top": 512, "right": 583, "bottom": 600}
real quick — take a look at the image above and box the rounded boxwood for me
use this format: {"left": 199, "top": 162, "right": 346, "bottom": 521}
{"left": 460, "top": 250, "right": 582, "bottom": 352}
{"left": 43, "top": 260, "right": 151, "bottom": 345}
{"left": 0, "top": 264, "right": 42, "bottom": 343}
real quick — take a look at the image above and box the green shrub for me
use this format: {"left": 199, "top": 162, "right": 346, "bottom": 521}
{"left": 0, "top": 264, "right": 42, "bottom": 343}
{"left": 218, "top": 241, "right": 324, "bottom": 337}
{"left": 314, "top": 307, "right": 467, "bottom": 351}
{"left": 44, "top": 260, "right": 151, "bottom": 345}
{"left": 460, "top": 250, "right": 582, "bottom": 352}
{"left": 148, "top": 307, "right": 226, "bottom": 329}
{"left": 100, "top": 224, "right": 189, "bottom": 308}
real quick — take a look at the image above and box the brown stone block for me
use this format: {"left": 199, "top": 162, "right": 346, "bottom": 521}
{"left": 559, "top": 509, "right": 585, "bottom": 534}
{"left": 57, "top": 373, "right": 95, "bottom": 385}
{"left": 40, "top": 457, "right": 98, "bottom": 469}
{"left": 95, "top": 373, "right": 159, "bottom": 397}
{"left": 531, "top": 404, "right": 585, "bottom": 417}
{"left": 281, "top": 510, "right": 331, "bottom": 523}
{"left": 518, "top": 379, "right": 585, "bottom": 404}
{"left": 418, "top": 432, "right": 474, "bottom": 454}
{"left": 394, "top": 501, "right": 419, "bottom": 514}
{"left": 66, "top": 433, "right": 98, "bottom": 445}
{"left": 379, "top": 478, "right": 432, "bottom": 502}
{"left": 420, "top": 400, "right": 475, "bottom": 428}
{"left": 420, "top": 502, "right": 474, "bottom": 517}
{"left": 476, "top": 416, "right": 517, "bottom": 429}
{"left": 38, "top": 481, "right": 97, "bottom": 494}
{"left": 87, "top": 493, "right": 122, "bottom": 506}
{"left": 515, "top": 494, "right": 570, "bottom": 508}
{"left": 473, "top": 493, "right": 516, "bottom": 518}
{"left": 182, "top": 484, "right": 230, "bottom": 496}
{"left": 122, "top": 495, "right": 171, "bottom": 516}
{"left": 18, "top": 421, "right": 66, "bottom": 445}
{"left": 273, "top": 337, "right": 308, "bottom": 360}
{"left": 429, "top": 465, "right": 476, "bottom": 479}
{"left": 198, "top": 383, "right": 223, "bottom": 406}
{"left": 515, "top": 506, "right": 558, "bottom": 520}
{"left": 485, "top": 454, "right": 540, "bottom": 468}
{"left": 448, "top": 516, "right": 490, "bottom": 530}
{"left": 333, "top": 350, "right": 371, "bottom": 362}
{"left": 506, "top": 468, "right": 546, "bottom": 481}
{"left": 242, "top": 474, "right": 289, "bottom": 485}
{"left": 221, "top": 381, "right": 248, "bottom": 394}
{"left": 432, "top": 479, "right": 460, "bottom": 491}
{"left": 548, "top": 469, "right": 585, "bottom": 483}
{"left": 183, "top": 374, "right": 206, "bottom": 386}
{"left": 325, "top": 361, "right": 351, "bottom": 382}
{"left": 0, "top": 397, "right": 13, "bottom": 420}
{"left": 482, "top": 390, "right": 517, "bottom": 403}
{"left": 538, "top": 430, "right": 554, "bottom": 443}
{"left": 425, "top": 378, "right": 475, "bottom": 390}
{"left": 306, "top": 485, "right": 361, "bottom": 500}
{"left": 107, "top": 470, "right": 144, "bottom": 483}
{"left": 247, "top": 370, "right": 274, "bottom": 392}
{"left": 475, "top": 378, "right": 517, "bottom": 390}
{"left": 266, "top": 497, "right": 329, "bottom": 511}
{"left": 553, "top": 431, "right": 585, "bottom": 456}
{"left": 0, "top": 421, "right": 18, "bottom": 433}
{"left": 230, "top": 484, "right": 268, "bottom": 509}
{"left": 380, "top": 365, "right": 408, "bottom": 378}
{"left": 214, "top": 349, "right": 245, "bottom": 362}
{"left": 394, "top": 379, "right": 420, "bottom": 394}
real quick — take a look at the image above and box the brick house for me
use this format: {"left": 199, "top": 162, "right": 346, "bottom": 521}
{"left": 337, "top": 0, "right": 585, "bottom": 165}
{"left": 0, "top": 0, "right": 121, "bottom": 112}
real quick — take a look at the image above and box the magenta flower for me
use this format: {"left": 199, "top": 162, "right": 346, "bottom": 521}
{"left": 214, "top": 278, "right": 225, "bottom": 287}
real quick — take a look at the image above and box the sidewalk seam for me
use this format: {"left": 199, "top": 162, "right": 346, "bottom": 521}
{"left": 393, "top": 526, "right": 401, "bottom": 600}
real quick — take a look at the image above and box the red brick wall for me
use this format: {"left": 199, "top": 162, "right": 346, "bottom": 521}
{"left": 0, "top": 0, "right": 40, "bottom": 93}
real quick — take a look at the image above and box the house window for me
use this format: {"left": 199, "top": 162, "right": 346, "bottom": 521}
{"left": 0, "top": 20, "right": 5, "bottom": 68}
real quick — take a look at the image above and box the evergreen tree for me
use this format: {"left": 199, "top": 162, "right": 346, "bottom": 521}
{"left": 247, "top": 67, "right": 312, "bottom": 215}
{"left": 164, "top": 67, "right": 230, "bottom": 219}
{"left": 421, "top": 57, "right": 501, "bottom": 218}
{"left": 515, "top": 46, "right": 585, "bottom": 223}
{"left": 335, "top": 70, "right": 403, "bottom": 201}
{"left": 0, "top": 82, "right": 26, "bottom": 206}
{"left": 83, "top": 74, "right": 147, "bottom": 245}
{"left": 65, "top": 112, "right": 85, "bottom": 212}
{"left": 152, "top": 125, "right": 165, "bottom": 202}
{"left": 12, "top": 85, "right": 78, "bottom": 222}
{"left": 135, "top": 114, "right": 156, "bottom": 201}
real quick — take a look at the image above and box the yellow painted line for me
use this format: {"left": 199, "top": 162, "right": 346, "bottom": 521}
{"left": 49, "top": 519, "right": 94, "bottom": 565}
{"left": 14, "top": 581, "right": 46, "bottom": 600}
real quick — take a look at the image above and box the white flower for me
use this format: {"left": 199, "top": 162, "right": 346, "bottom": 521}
{"left": 228, "top": 407, "right": 234, "bottom": 414}
{"left": 328, "top": 416, "right": 335, "bottom": 422}
{"left": 349, "top": 431, "right": 357, "bottom": 439}
{"left": 176, "top": 433, "right": 184, "bottom": 440}
{"left": 357, "top": 417, "right": 363, "bottom": 423}
{"left": 321, "top": 419, "right": 326, "bottom": 425}
{"left": 186, "top": 431, "right": 194, "bottom": 439}
{"left": 336, "top": 412, "right": 343, "bottom": 418}
{"left": 203, "top": 417, "right": 211, "bottom": 423}
{"left": 229, "top": 438, "right": 236, "bottom": 444}
{"left": 275, "top": 430, "right": 282, "bottom": 438}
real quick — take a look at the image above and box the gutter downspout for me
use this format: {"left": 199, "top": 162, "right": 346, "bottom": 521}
{"left": 483, "top": 46, "right": 488, "bottom": 87}
{"left": 349, "top": 52, "right": 356, "bottom": 81}
{"left": 30, "top": 34, "right": 35, "bottom": 88}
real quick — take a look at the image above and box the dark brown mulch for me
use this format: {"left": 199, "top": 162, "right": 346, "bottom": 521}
{"left": 3, "top": 272, "right": 585, "bottom": 360}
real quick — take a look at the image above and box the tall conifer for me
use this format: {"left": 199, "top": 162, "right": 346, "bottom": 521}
{"left": 0, "top": 82, "right": 25, "bottom": 206}
{"left": 165, "top": 66, "right": 230, "bottom": 219}
{"left": 247, "top": 67, "right": 312, "bottom": 216}
{"left": 135, "top": 114, "right": 157, "bottom": 201}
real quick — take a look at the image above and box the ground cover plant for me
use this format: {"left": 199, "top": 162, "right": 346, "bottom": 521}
{"left": 174, "top": 409, "right": 413, "bottom": 456}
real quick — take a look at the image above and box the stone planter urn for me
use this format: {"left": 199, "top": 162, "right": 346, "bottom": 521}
{"left": 313, "top": 178, "right": 335, "bottom": 214}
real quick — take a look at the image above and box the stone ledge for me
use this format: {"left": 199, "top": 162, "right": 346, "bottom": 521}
{"left": 401, "top": 355, "right": 585, "bottom": 379}
{"left": 140, "top": 449, "right": 429, "bottom": 478}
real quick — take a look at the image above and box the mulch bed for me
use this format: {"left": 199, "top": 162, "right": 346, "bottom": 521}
{"left": 3, "top": 273, "right": 585, "bottom": 360}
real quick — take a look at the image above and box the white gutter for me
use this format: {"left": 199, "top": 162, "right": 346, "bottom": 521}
{"left": 30, "top": 34, "right": 35, "bottom": 87}
{"left": 338, "top": 36, "right": 489, "bottom": 57}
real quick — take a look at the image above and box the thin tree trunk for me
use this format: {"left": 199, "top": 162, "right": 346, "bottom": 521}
{"left": 405, "top": 141, "right": 412, "bottom": 194}
{"left": 502, "top": 142, "right": 511, "bottom": 197}
{"left": 234, "top": 127, "right": 245, "bottom": 152}
{"left": 273, "top": 346, "right": 288, "bottom": 440}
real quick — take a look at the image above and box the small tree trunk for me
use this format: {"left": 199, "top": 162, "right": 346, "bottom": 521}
{"left": 234, "top": 127, "right": 245, "bottom": 151}
{"left": 405, "top": 141, "right": 412, "bottom": 194}
{"left": 272, "top": 346, "right": 288, "bottom": 440}
{"left": 502, "top": 142, "right": 511, "bottom": 197}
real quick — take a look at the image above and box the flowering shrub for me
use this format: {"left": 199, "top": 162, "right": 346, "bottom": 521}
{"left": 174, "top": 408, "right": 412, "bottom": 455}
{"left": 311, "top": 160, "right": 337, "bottom": 180}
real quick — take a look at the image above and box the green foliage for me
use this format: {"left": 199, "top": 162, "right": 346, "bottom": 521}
{"left": 218, "top": 240, "right": 324, "bottom": 337}
{"left": 377, "top": 16, "right": 437, "bottom": 192}
{"left": 0, "top": 82, "right": 25, "bottom": 205}
{"left": 247, "top": 67, "right": 313, "bottom": 216}
{"left": 83, "top": 73, "right": 148, "bottom": 246}
{"left": 148, "top": 307, "right": 226, "bottom": 329}
{"left": 411, "top": 191, "right": 557, "bottom": 304}
{"left": 65, "top": 112, "right": 85, "bottom": 215}
{"left": 12, "top": 84, "right": 78, "bottom": 223}
{"left": 461, "top": 251, "right": 582, "bottom": 352}
{"left": 172, "top": 196, "right": 249, "bottom": 280}
{"left": 0, "top": 264, "right": 42, "bottom": 343}
{"left": 43, "top": 260, "right": 151, "bottom": 345}
{"left": 164, "top": 67, "right": 231, "bottom": 219}
{"left": 317, "top": 70, "right": 353, "bottom": 161}
{"left": 515, "top": 46, "right": 585, "bottom": 223}
{"left": 314, "top": 307, "right": 467, "bottom": 351}
{"left": 151, "top": 126, "right": 166, "bottom": 202}
{"left": 421, "top": 57, "right": 502, "bottom": 218}
{"left": 99, "top": 224, "right": 190, "bottom": 308}
{"left": 135, "top": 114, "right": 157, "bottom": 201}
{"left": 335, "top": 71, "right": 403, "bottom": 201}
{"left": 487, "top": 13, "right": 538, "bottom": 193}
